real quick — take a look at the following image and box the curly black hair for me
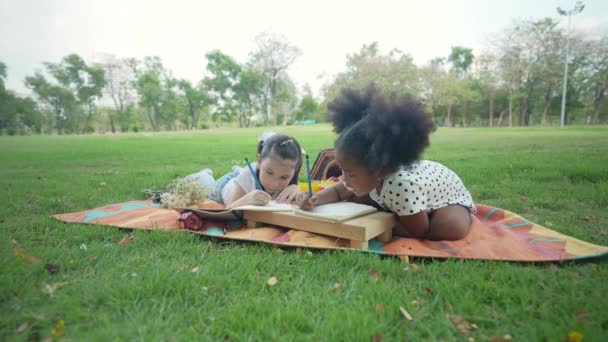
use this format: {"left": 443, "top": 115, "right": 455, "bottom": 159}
{"left": 329, "top": 84, "right": 436, "bottom": 174}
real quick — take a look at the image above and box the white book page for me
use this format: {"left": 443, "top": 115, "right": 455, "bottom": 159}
{"left": 295, "top": 202, "right": 377, "bottom": 222}
{"left": 233, "top": 201, "right": 296, "bottom": 212}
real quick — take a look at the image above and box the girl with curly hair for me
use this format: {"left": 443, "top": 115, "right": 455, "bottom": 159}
{"left": 299, "top": 85, "right": 475, "bottom": 240}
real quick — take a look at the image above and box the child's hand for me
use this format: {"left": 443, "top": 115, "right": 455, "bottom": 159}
{"left": 243, "top": 190, "right": 272, "bottom": 206}
{"left": 296, "top": 193, "right": 318, "bottom": 210}
{"left": 275, "top": 184, "right": 303, "bottom": 204}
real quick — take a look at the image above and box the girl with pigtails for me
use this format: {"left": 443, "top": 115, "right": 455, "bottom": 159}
{"left": 299, "top": 85, "right": 476, "bottom": 241}
{"left": 186, "top": 132, "right": 307, "bottom": 209}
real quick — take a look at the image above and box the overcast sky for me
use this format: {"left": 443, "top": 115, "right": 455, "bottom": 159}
{"left": 1, "top": 0, "right": 607, "bottom": 97}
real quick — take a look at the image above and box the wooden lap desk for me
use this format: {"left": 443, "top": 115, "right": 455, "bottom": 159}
{"left": 243, "top": 210, "right": 396, "bottom": 249}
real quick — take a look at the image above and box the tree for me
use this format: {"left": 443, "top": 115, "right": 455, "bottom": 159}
{"left": 177, "top": 79, "right": 211, "bottom": 129}
{"left": 441, "top": 73, "right": 462, "bottom": 127}
{"left": 490, "top": 19, "right": 572, "bottom": 126}
{"left": 494, "top": 23, "right": 527, "bottom": 127}
{"left": 25, "top": 73, "right": 76, "bottom": 134}
{"left": 446, "top": 46, "right": 480, "bottom": 127}
{"left": 100, "top": 55, "right": 137, "bottom": 132}
{"left": 1, "top": 61, "right": 44, "bottom": 134}
{"left": 577, "top": 34, "right": 608, "bottom": 124}
{"left": 249, "top": 32, "right": 301, "bottom": 125}
{"left": 321, "top": 42, "right": 421, "bottom": 116}
{"left": 272, "top": 75, "right": 298, "bottom": 125}
{"left": 475, "top": 53, "right": 500, "bottom": 126}
{"left": 233, "top": 67, "right": 265, "bottom": 128}
{"left": 46, "top": 54, "right": 106, "bottom": 133}
{"left": 294, "top": 94, "right": 319, "bottom": 121}
{"left": 160, "top": 79, "right": 180, "bottom": 130}
{"left": 0, "top": 61, "right": 6, "bottom": 90}
{"left": 131, "top": 56, "right": 173, "bottom": 131}
{"left": 419, "top": 58, "right": 448, "bottom": 124}
{"left": 448, "top": 46, "right": 474, "bottom": 76}
{"left": 203, "top": 50, "right": 242, "bottom": 125}
{"left": 527, "top": 19, "right": 564, "bottom": 126}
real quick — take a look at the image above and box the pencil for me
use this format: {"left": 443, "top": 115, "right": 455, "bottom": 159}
{"left": 245, "top": 157, "right": 265, "bottom": 191}
{"left": 305, "top": 154, "right": 312, "bottom": 197}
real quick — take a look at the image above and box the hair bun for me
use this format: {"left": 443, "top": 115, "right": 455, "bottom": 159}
{"left": 328, "top": 85, "right": 375, "bottom": 133}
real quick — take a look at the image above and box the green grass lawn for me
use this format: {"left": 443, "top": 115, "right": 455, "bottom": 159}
{"left": 1, "top": 125, "right": 607, "bottom": 341}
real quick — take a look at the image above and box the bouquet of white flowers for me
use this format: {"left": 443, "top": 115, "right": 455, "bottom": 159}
{"left": 153, "top": 178, "right": 212, "bottom": 208}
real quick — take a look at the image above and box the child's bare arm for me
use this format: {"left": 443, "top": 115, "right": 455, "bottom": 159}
{"left": 225, "top": 184, "right": 271, "bottom": 209}
{"left": 297, "top": 182, "right": 354, "bottom": 209}
{"left": 393, "top": 212, "right": 430, "bottom": 238}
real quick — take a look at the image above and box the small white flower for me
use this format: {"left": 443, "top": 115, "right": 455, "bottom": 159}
{"left": 160, "top": 178, "right": 212, "bottom": 207}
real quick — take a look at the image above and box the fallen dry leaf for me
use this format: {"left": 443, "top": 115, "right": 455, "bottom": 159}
{"left": 51, "top": 320, "right": 64, "bottom": 338}
{"left": 575, "top": 309, "right": 587, "bottom": 324}
{"left": 42, "top": 282, "right": 70, "bottom": 297}
{"left": 13, "top": 246, "right": 43, "bottom": 265}
{"left": 375, "top": 304, "right": 385, "bottom": 313}
{"left": 119, "top": 234, "right": 134, "bottom": 246}
{"left": 16, "top": 321, "right": 29, "bottom": 333}
{"left": 424, "top": 287, "right": 433, "bottom": 294}
{"left": 369, "top": 269, "right": 380, "bottom": 282}
{"left": 373, "top": 332, "right": 382, "bottom": 342}
{"left": 267, "top": 276, "right": 278, "bottom": 286}
{"left": 44, "top": 263, "right": 60, "bottom": 274}
{"left": 520, "top": 197, "right": 528, "bottom": 202}
{"left": 399, "top": 306, "right": 413, "bottom": 321}
{"left": 449, "top": 314, "right": 472, "bottom": 334}
{"left": 90, "top": 254, "right": 97, "bottom": 261}
{"left": 565, "top": 331, "right": 583, "bottom": 342}
{"left": 99, "top": 182, "right": 107, "bottom": 187}
{"left": 489, "top": 335, "right": 512, "bottom": 342}
{"left": 330, "top": 282, "right": 341, "bottom": 292}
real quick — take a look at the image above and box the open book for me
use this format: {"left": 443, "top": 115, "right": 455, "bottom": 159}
{"left": 177, "top": 201, "right": 376, "bottom": 223}
{"left": 175, "top": 201, "right": 295, "bottom": 221}
{"left": 233, "top": 201, "right": 295, "bottom": 212}
{"left": 294, "top": 202, "right": 377, "bottom": 223}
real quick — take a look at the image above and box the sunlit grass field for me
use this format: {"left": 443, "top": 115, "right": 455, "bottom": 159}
{"left": 1, "top": 125, "right": 607, "bottom": 341}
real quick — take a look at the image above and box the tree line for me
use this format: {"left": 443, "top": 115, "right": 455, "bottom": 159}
{"left": 1, "top": 19, "right": 607, "bottom": 135}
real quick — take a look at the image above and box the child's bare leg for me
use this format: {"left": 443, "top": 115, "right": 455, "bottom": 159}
{"left": 426, "top": 205, "right": 472, "bottom": 241}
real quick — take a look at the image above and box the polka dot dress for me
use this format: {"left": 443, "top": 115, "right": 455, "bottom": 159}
{"left": 370, "top": 160, "right": 476, "bottom": 216}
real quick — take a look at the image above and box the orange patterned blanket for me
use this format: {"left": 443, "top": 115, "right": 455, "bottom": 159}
{"left": 52, "top": 200, "right": 608, "bottom": 262}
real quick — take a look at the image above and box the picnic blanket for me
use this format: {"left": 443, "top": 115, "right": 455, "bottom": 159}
{"left": 52, "top": 200, "right": 608, "bottom": 262}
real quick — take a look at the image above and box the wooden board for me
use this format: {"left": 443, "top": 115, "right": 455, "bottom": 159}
{"left": 243, "top": 210, "right": 396, "bottom": 249}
